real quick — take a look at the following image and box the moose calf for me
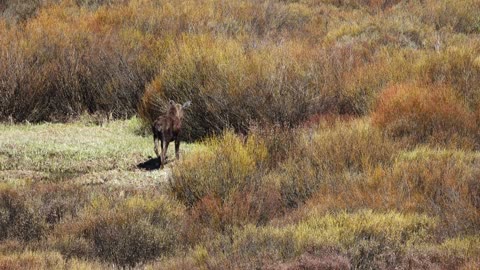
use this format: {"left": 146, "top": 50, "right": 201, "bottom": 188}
{"left": 152, "top": 100, "right": 191, "bottom": 168}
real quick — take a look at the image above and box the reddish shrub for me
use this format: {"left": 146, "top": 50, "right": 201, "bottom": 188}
{"left": 189, "top": 185, "right": 283, "bottom": 235}
{"left": 372, "top": 84, "right": 477, "bottom": 148}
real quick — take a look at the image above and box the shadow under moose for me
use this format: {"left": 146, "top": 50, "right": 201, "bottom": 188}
{"left": 136, "top": 156, "right": 161, "bottom": 171}
{"left": 138, "top": 99, "right": 192, "bottom": 170}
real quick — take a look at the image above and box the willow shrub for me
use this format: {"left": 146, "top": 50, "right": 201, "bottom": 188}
{"left": 385, "top": 148, "right": 480, "bottom": 236}
{"left": 372, "top": 84, "right": 478, "bottom": 148}
{"left": 140, "top": 34, "right": 379, "bottom": 140}
{"left": 170, "top": 130, "right": 287, "bottom": 238}
{"left": 278, "top": 119, "right": 396, "bottom": 207}
{"left": 52, "top": 194, "right": 185, "bottom": 267}
{"left": 171, "top": 130, "right": 267, "bottom": 206}
{"left": 140, "top": 35, "right": 319, "bottom": 139}
{"left": 417, "top": 46, "right": 480, "bottom": 109}
{"left": 0, "top": 4, "right": 157, "bottom": 122}
{"left": 420, "top": 0, "right": 480, "bottom": 34}
{"left": 185, "top": 210, "right": 437, "bottom": 269}
{"left": 0, "top": 185, "right": 46, "bottom": 242}
{"left": 303, "top": 147, "right": 480, "bottom": 237}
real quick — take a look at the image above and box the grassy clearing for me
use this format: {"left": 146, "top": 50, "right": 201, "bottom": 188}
{"left": 0, "top": 117, "right": 196, "bottom": 185}
{"left": 0, "top": 118, "right": 150, "bottom": 173}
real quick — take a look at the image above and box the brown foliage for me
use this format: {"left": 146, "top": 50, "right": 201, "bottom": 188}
{"left": 372, "top": 84, "right": 478, "bottom": 148}
{"left": 0, "top": 187, "right": 46, "bottom": 242}
{"left": 266, "top": 251, "right": 351, "bottom": 270}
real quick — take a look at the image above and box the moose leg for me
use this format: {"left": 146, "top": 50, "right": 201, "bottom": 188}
{"left": 161, "top": 140, "right": 169, "bottom": 169}
{"left": 175, "top": 140, "right": 180, "bottom": 160}
{"left": 154, "top": 136, "right": 160, "bottom": 158}
{"left": 159, "top": 137, "right": 165, "bottom": 168}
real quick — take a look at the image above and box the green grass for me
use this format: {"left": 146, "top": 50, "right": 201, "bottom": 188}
{"left": 0, "top": 117, "right": 195, "bottom": 185}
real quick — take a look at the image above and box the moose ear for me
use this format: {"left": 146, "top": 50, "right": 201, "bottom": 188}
{"left": 182, "top": 101, "right": 192, "bottom": 109}
{"left": 169, "top": 99, "right": 175, "bottom": 105}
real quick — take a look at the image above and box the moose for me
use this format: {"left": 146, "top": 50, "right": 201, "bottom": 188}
{"left": 152, "top": 100, "right": 191, "bottom": 169}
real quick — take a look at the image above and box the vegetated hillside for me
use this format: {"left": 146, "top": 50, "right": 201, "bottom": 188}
{"left": 0, "top": 118, "right": 479, "bottom": 269}
{"left": 0, "top": 0, "right": 479, "bottom": 269}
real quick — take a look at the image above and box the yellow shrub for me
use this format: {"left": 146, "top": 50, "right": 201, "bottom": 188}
{"left": 278, "top": 119, "right": 396, "bottom": 207}
{"left": 385, "top": 148, "right": 480, "bottom": 234}
{"left": 441, "top": 235, "right": 480, "bottom": 258}
{"left": 229, "top": 210, "right": 436, "bottom": 268}
{"left": 172, "top": 130, "right": 268, "bottom": 206}
{"left": 416, "top": 46, "right": 480, "bottom": 109}
{"left": 294, "top": 210, "right": 436, "bottom": 250}
{"left": 421, "top": 0, "right": 480, "bottom": 34}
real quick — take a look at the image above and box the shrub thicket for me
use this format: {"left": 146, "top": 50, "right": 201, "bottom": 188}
{"left": 1, "top": 118, "right": 479, "bottom": 268}
{"left": 417, "top": 46, "right": 480, "bottom": 109}
{"left": 54, "top": 194, "right": 185, "bottom": 267}
{"left": 171, "top": 130, "right": 268, "bottom": 207}
{"left": 385, "top": 148, "right": 480, "bottom": 236}
{"left": 140, "top": 35, "right": 378, "bottom": 139}
{"left": 3, "top": 0, "right": 462, "bottom": 133}
{"left": 171, "top": 131, "right": 285, "bottom": 238}
{"left": 372, "top": 84, "right": 477, "bottom": 148}
{"left": 2, "top": 0, "right": 478, "bottom": 142}
{"left": 169, "top": 210, "right": 440, "bottom": 269}
{"left": 278, "top": 119, "right": 396, "bottom": 207}
{"left": 303, "top": 147, "right": 480, "bottom": 237}
{"left": 0, "top": 185, "right": 46, "bottom": 242}
{"left": 420, "top": 0, "right": 480, "bottom": 34}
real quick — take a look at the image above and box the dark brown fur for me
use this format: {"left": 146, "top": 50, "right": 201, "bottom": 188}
{"left": 152, "top": 100, "right": 191, "bottom": 169}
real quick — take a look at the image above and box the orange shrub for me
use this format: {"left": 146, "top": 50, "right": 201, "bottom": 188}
{"left": 420, "top": 0, "right": 480, "bottom": 34}
{"left": 417, "top": 47, "right": 480, "bottom": 109}
{"left": 187, "top": 185, "right": 283, "bottom": 236}
{"left": 303, "top": 147, "right": 480, "bottom": 236}
{"left": 372, "top": 84, "right": 477, "bottom": 148}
